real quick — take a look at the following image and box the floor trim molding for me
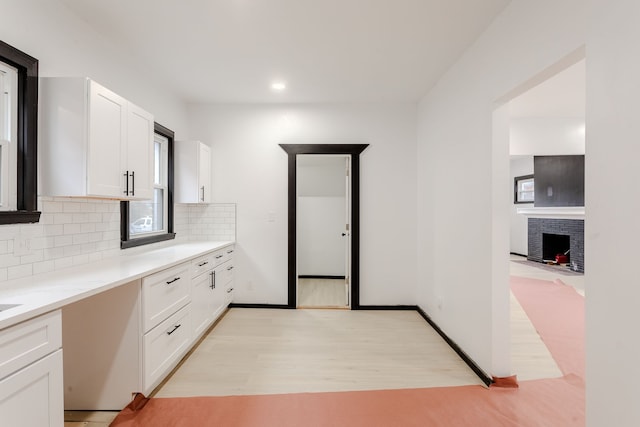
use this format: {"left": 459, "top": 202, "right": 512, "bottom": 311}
{"left": 228, "top": 303, "right": 293, "bottom": 310}
{"left": 415, "top": 306, "right": 493, "bottom": 387}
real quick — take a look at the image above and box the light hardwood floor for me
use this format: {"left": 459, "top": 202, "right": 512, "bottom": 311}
{"left": 64, "top": 256, "right": 580, "bottom": 425}
{"left": 298, "top": 278, "right": 348, "bottom": 307}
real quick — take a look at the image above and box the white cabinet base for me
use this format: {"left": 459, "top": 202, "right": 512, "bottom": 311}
{"left": 0, "top": 349, "right": 63, "bottom": 427}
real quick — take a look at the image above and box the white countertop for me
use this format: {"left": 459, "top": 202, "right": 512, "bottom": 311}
{"left": 0, "top": 241, "right": 234, "bottom": 331}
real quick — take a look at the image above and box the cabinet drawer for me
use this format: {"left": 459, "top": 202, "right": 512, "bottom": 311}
{"left": 142, "top": 263, "right": 191, "bottom": 333}
{"left": 143, "top": 304, "right": 191, "bottom": 393}
{"left": 0, "top": 349, "right": 63, "bottom": 427}
{"left": 219, "top": 262, "right": 235, "bottom": 286}
{"left": 0, "top": 310, "right": 62, "bottom": 381}
{"left": 191, "top": 253, "right": 215, "bottom": 279}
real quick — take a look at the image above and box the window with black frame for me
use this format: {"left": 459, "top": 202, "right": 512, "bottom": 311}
{"left": 121, "top": 123, "right": 175, "bottom": 248}
{"left": 514, "top": 174, "right": 534, "bottom": 204}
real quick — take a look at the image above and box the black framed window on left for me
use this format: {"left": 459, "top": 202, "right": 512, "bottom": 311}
{"left": 0, "top": 40, "right": 40, "bottom": 224}
{"left": 120, "top": 123, "right": 175, "bottom": 248}
{"left": 514, "top": 174, "right": 535, "bottom": 204}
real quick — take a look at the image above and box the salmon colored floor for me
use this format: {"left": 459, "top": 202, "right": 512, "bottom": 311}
{"left": 111, "top": 276, "right": 585, "bottom": 427}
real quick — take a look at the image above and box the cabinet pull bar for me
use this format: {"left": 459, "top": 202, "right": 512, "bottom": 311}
{"left": 131, "top": 170, "right": 135, "bottom": 196}
{"left": 215, "top": 255, "right": 223, "bottom": 259}
{"left": 201, "top": 186, "right": 205, "bottom": 202}
{"left": 166, "top": 277, "right": 181, "bottom": 285}
{"left": 166, "top": 324, "right": 181, "bottom": 335}
{"left": 227, "top": 266, "right": 234, "bottom": 271}
{"left": 210, "top": 271, "right": 216, "bottom": 289}
{"left": 227, "top": 250, "right": 234, "bottom": 254}
{"left": 123, "top": 170, "right": 129, "bottom": 195}
{"left": 227, "top": 288, "right": 233, "bottom": 293}
{"left": 198, "top": 261, "right": 209, "bottom": 267}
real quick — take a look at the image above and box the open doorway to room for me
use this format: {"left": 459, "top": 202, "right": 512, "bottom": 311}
{"left": 507, "top": 57, "right": 586, "bottom": 295}
{"left": 280, "top": 144, "right": 368, "bottom": 310}
{"left": 496, "top": 52, "right": 586, "bottom": 381}
{"left": 296, "top": 155, "right": 351, "bottom": 308}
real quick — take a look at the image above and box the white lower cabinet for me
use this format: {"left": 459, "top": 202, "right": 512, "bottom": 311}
{"left": 0, "top": 310, "right": 63, "bottom": 427}
{"left": 0, "top": 350, "right": 63, "bottom": 427}
{"left": 143, "top": 304, "right": 192, "bottom": 393}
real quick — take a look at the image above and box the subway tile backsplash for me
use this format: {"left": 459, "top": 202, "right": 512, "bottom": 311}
{"left": 0, "top": 197, "right": 236, "bottom": 283}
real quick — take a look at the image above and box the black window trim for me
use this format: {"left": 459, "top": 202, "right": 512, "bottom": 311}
{"left": 0, "top": 40, "right": 40, "bottom": 224}
{"left": 514, "top": 174, "right": 535, "bottom": 204}
{"left": 120, "top": 122, "right": 175, "bottom": 249}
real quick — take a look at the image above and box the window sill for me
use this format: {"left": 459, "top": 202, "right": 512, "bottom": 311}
{"left": 0, "top": 211, "right": 41, "bottom": 224}
{"left": 121, "top": 232, "right": 176, "bottom": 249}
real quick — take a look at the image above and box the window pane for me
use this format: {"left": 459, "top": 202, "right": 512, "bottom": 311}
{"left": 129, "top": 189, "right": 164, "bottom": 236}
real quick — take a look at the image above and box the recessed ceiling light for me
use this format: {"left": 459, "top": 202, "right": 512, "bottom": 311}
{"left": 271, "top": 82, "right": 286, "bottom": 91}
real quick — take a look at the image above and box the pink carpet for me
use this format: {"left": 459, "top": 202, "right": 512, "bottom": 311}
{"left": 111, "top": 276, "right": 585, "bottom": 426}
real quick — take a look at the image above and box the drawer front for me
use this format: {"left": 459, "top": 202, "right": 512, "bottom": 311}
{"left": 212, "top": 249, "right": 226, "bottom": 267}
{"left": 224, "top": 279, "right": 235, "bottom": 305}
{"left": 191, "top": 253, "right": 215, "bottom": 279}
{"left": 0, "top": 310, "right": 62, "bottom": 381}
{"left": 142, "top": 263, "right": 191, "bottom": 333}
{"left": 143, "top": 305, "right": 191, "bottom": 392}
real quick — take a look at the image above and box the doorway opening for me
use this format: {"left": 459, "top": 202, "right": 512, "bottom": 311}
{"left": 297, "top": 155, "right": 351, "bottom": 308}
{"left": 280, "top": 144, "right": 368, "bottom": 310}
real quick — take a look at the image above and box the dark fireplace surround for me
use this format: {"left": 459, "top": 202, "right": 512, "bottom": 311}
{"left": 527, "top": 218, "right": 584, "bottom": 272}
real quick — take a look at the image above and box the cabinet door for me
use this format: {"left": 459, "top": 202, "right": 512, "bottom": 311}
{"left": 126, "top": 103, "right": 154, "bottom": 200}
{"left": 0, "top": 350, "right": 63, "bottom": 427}
{"left": 198, "top": 143, "right": 211, "bottom": 203}
{"left": 87, "top": 81, "right": 127, "bottom": 198}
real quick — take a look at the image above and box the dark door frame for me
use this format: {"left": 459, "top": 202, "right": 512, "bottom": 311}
{"left": 280, "top": 144, "right": 369, "bottom": 309}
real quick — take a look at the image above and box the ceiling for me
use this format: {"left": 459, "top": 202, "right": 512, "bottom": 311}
{"left": 60, "top": 0, "right": 511, "bottom": 104}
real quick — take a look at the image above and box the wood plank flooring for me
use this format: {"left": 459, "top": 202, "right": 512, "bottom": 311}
{"left": 155, "top": 308, "right": 485, "bottom": 398}
{"left": 297, "top": 278, "right": 348, "bottom": 307}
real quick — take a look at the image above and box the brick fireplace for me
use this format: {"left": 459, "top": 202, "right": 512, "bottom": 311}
{"left": 527, "top": 218, "right": 584, "bottom": 272}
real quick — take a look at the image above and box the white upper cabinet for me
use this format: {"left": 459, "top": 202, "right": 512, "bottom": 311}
{"left": 175, "top": 140, "right": 212, "bottom": 203}
{"left": 40, "top": 77, "right": 154, "bottom": 200}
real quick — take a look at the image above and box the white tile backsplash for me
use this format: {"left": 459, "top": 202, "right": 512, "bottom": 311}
{"left": 0, "top": 197, "right": 236, "bottom": 283}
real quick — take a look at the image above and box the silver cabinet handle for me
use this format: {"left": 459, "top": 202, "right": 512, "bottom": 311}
{"left": 200, "top": 186, "right": 205, "bottom": 202}
{"left": 210, "top": 271, "right": 216, "bottom": 289}
{"left": 131, "top": 170, "right": 135, "bottom": 196}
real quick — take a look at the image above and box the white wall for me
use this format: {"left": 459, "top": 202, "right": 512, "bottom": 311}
{"left": 509, "top": 157, "right": 533, "bottom": 255}
{"left": 586, "top": 1, "right": 640, "bottom": 425}
{"left": 187, "top": 103, "right": 417, "bottom": 305}
{"left": 510, "top": 117, "right": 586, "bottom": 156}
{"left": 416, "top": 0, "right": 585, "bottom": 377}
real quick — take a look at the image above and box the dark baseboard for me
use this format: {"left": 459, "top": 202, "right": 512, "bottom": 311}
{"left": 356, "top": 305, "right": 418, "bottom": 311}
{"left": 228, "top": 303, "right": 294, "bottom": 310}
{"left": 415, "top": 306, "right": 493, "bottom": 387}
{"left": 509, "top": 252, "right": 528, "bottom": 258}
{"left": 298, "top": 275, "right": 346, "bottom": 280}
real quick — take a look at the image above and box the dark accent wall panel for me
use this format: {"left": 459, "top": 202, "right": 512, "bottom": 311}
{"left": 534, "top": 155, "right": 584, "bottom": 207}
